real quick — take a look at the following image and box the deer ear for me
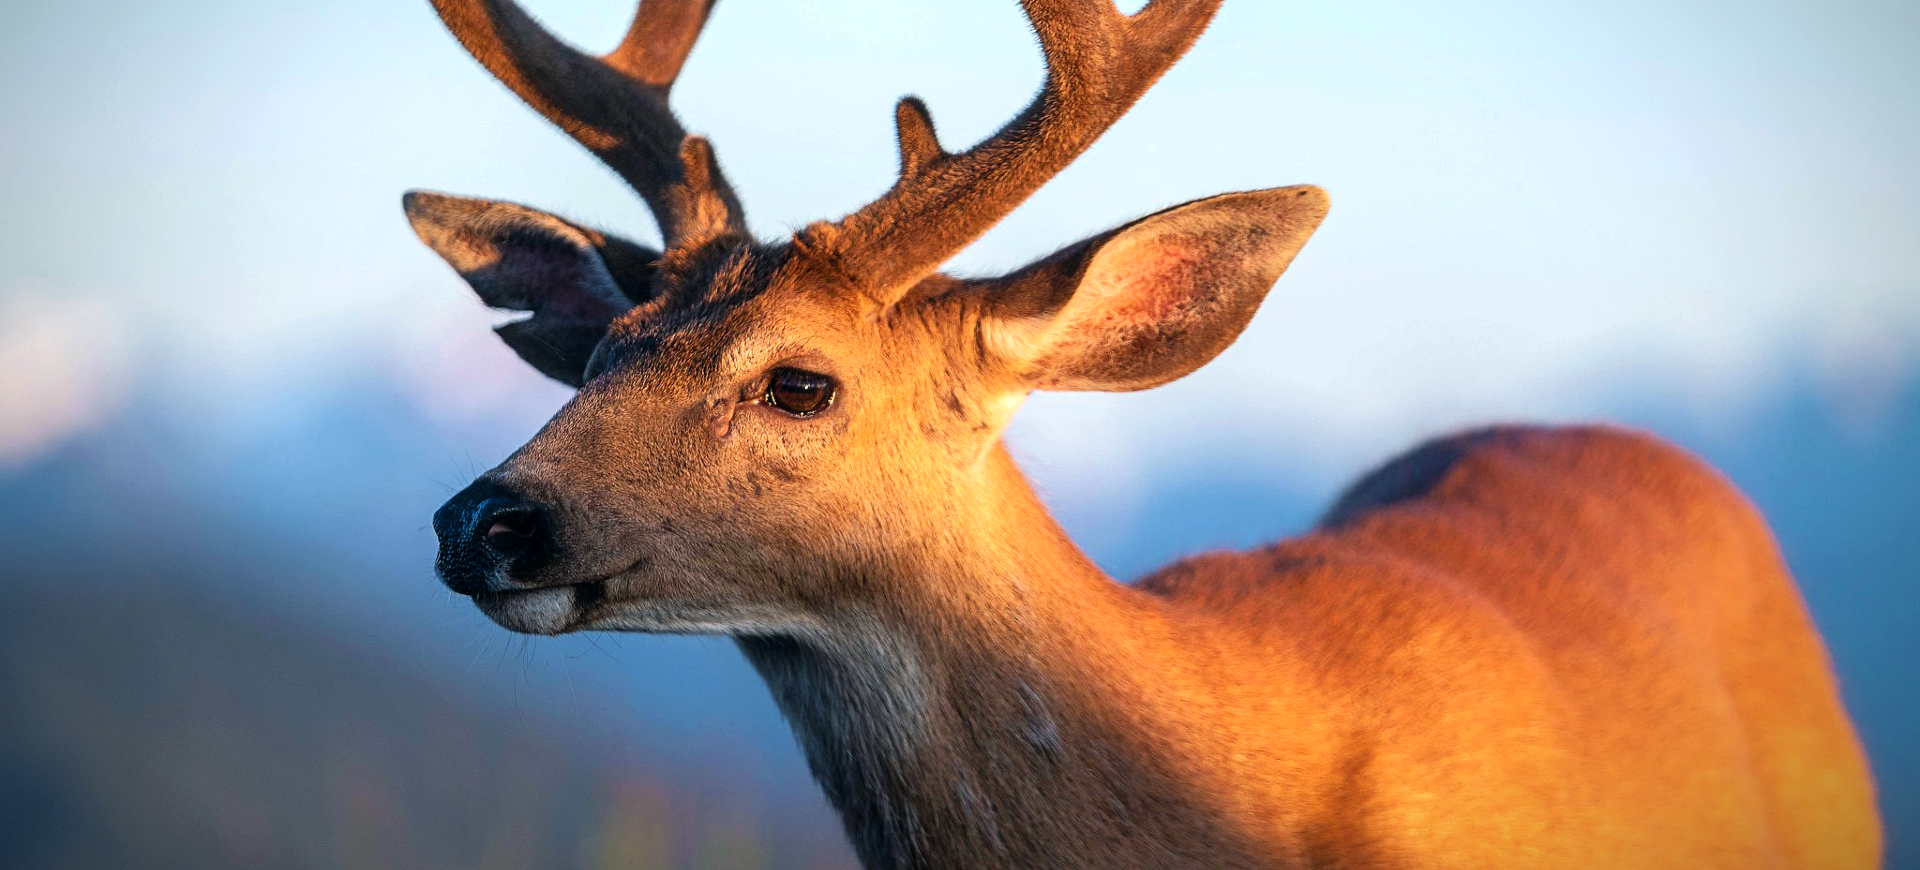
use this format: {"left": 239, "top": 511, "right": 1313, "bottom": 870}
{"left": 402, "top": 190, "right": 661, "bottom": 387}
{"left": 978, "top": 186, "right": 1328, "bottom": 392}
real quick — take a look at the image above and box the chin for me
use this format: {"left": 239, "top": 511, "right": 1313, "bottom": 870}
{"left": 471, "top": 585, "right": 590, "bottom": 635}
{"left": 463, "top": 565, "right": 819, "bottom": 637}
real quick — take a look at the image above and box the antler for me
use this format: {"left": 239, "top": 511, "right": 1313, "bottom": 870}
{"left": 427, "top": 0, "right": 744, "bottom": 248}
{"left": 801, "top": 0, "right": 1224, "bottom": 303}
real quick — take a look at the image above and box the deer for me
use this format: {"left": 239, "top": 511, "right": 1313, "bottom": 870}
{"left": 402, "top": 0, "right": 1882, "bottom": 867}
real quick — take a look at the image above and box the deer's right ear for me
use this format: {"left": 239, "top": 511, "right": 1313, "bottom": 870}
{"left": 972, "top": 186, "right": 1328, "bottom": 393}
{"left": 402, "top": 191, "right": 661, "bottom": 387}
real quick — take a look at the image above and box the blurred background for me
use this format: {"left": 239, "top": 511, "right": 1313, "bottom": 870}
{"left": 2, "top": 0, "right": 1914, "bottom": 867}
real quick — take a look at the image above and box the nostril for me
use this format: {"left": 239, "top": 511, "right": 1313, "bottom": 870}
{"left": 487, "top": 512, "right": 537, "bottom": 544}
{"left": 475, "top": 497, "right": 542, "bottom": 561}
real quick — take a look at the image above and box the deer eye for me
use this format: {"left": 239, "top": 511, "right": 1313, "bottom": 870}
{"left": 764, "top": 367, "right": 836, "bottom": 417}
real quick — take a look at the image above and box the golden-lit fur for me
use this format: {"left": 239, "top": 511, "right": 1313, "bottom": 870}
{"left": 1139, "top": 426, "right": 1880, "bottom": 868}
{"left": 404, "top": 1, "right": 1882, "bottom": 867}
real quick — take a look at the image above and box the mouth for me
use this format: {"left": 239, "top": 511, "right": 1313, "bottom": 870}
{"left": 470, "top": 579, "right": 611, "bottom": 635}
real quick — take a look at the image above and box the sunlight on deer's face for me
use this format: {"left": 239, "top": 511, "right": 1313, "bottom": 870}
{"left": 437, "top": 237, "right": 1034, "bottom": 636}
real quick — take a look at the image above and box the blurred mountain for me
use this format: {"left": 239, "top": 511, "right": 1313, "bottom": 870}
{"left": 0, "top": 581, "right": 854, "bottom": 870}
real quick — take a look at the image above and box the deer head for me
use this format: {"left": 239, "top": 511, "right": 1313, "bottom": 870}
{"left": 408, "top": 0, "right": 1327, "bottom": 637}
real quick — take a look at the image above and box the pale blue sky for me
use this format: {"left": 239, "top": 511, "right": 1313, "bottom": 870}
{"left": 2, "top": 0, "right": 1916, "bottom": 491}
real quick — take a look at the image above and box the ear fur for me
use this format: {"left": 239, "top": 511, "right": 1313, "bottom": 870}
{"left": 402, "top": 190, "right": 661, "bottom": 386}
{"left": 978, "top": 185, "right": 1328, "bottom": 392}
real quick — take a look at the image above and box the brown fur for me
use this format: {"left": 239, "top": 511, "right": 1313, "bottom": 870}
{"left": 404, "top": 1, "right": 1881, "bottom": 867}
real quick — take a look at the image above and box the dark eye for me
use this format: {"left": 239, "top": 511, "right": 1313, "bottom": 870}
{"left": 765, "top": 367, "right": 836, "bottom": 417}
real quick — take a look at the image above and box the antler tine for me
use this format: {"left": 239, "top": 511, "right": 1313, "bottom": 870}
{"left": 427, "top": 0, "right": 743, "bottom": 248}
{"left": 605, "top": 0, "right": 715, "bottom": 88}
{"left": 802, "top": 0, "right": 1224, "bottom": 303}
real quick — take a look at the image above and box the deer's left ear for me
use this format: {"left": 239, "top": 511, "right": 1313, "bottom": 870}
{"left": 403, "top": 191, "right": 662, "bottom": 387}
{"left": 977, "top": 186, "right": 1328, "bottom": 392}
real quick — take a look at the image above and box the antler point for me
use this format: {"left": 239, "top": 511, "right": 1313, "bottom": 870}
{"left": 894, "top": 96, "right": 946, "bottom": 176}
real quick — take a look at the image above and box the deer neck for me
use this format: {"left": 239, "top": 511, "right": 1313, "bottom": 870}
{"left": 736, "top": 446, "right": 1274, "bottom": 869}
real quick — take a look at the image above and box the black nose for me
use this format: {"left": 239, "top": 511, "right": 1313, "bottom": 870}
{"left": 434, "top": 480, "right": 550, "bottom": 595}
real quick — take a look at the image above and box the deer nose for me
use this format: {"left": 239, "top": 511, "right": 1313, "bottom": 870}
{"left": 433, "top": 480, "right": 551, "bottom": 595}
